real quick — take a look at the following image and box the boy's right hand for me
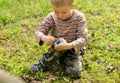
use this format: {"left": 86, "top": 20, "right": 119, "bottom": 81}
{"left": 41, "top": 35, "right": 56, "bottom": 46}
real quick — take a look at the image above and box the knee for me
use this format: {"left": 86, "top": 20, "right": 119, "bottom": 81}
{"left": 66, "top": 68, "right": 81, "bottom": 79}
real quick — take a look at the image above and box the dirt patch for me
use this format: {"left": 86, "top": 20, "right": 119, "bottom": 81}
{"left": 19, "top": 73, "right": 57, "bottom": 83}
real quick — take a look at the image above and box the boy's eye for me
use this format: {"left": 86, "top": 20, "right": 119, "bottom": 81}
{"left": 55, "top": 11, "right": 58, "bottom": 13}
{"left": 62, "top": 12, "right": 67, "bottom": 14}
{"left": 54, "top": 11, "right": 67, "bottom": 14}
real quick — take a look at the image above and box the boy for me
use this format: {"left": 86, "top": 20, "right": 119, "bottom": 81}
{"left": 30, "top": 0, "right": 88, "bottom": 78}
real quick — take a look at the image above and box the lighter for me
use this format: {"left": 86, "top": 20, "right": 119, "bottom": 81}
{"left": 55, "top": 39, "right": 61, "bottom": 45}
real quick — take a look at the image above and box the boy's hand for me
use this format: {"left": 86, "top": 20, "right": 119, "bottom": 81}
{"left": 54, "top": 38, "right": 73, "bottom": 51}
{"left": 41, "top": 35, "right": 56, "bottom": 46}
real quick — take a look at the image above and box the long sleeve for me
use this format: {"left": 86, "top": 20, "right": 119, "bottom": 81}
{"left": 72, "top": 13, "right": 88, "bottom": 53}
{"left": 35, "top": 13, "right": 54, "bottom": 45}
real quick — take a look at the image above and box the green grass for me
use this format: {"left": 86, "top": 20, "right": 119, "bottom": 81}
{"left": 0, "top": 0, "right": 120, "bottom": 83}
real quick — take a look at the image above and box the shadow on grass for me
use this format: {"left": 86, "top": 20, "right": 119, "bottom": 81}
{"left": 19, "top": 63, "right": 79, "bottom": 83}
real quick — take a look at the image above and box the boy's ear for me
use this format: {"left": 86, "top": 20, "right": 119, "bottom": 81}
{"left": 71, "top": 3, "right": 76, "bottom": 8}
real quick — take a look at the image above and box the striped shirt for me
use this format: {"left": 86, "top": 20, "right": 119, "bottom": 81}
{"left": 35, "top": 9, "right": 88, "bottom": 52}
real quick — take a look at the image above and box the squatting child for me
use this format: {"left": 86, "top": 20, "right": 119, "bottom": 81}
{"left": 30, "top": 0, "right": 88, "bottom": 78}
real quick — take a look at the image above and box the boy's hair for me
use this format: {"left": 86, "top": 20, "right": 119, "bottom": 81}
{"left": 51, "top": 0, "right": 74, "bottom": 7}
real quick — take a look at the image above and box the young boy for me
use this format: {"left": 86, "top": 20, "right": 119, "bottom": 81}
{"left": 30, "top": 0, "right": 88, "bottom": 78}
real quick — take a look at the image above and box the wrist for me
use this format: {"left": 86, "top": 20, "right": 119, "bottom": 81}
{"left": 40, "top": 34, "right": 46, "bottom": 41}
{"left": 68, "top": 43, "right": 74, "bottom": 49}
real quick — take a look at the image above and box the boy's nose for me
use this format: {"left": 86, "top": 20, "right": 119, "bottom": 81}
{"left": 56, "top": 13, "right": 61, "bottom": 18}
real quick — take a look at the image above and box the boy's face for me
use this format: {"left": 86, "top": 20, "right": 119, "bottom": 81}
{"left": 52, "top": 4, "right": 73, "bottom": 20}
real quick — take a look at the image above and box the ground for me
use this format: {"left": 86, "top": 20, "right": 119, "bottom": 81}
{"left": 0, "top": 0, "right": 120, "bottom": 83}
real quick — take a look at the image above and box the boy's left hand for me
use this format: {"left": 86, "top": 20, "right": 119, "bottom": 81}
{"left": 54, "top": 38, "right": 73, "bottom": 51}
